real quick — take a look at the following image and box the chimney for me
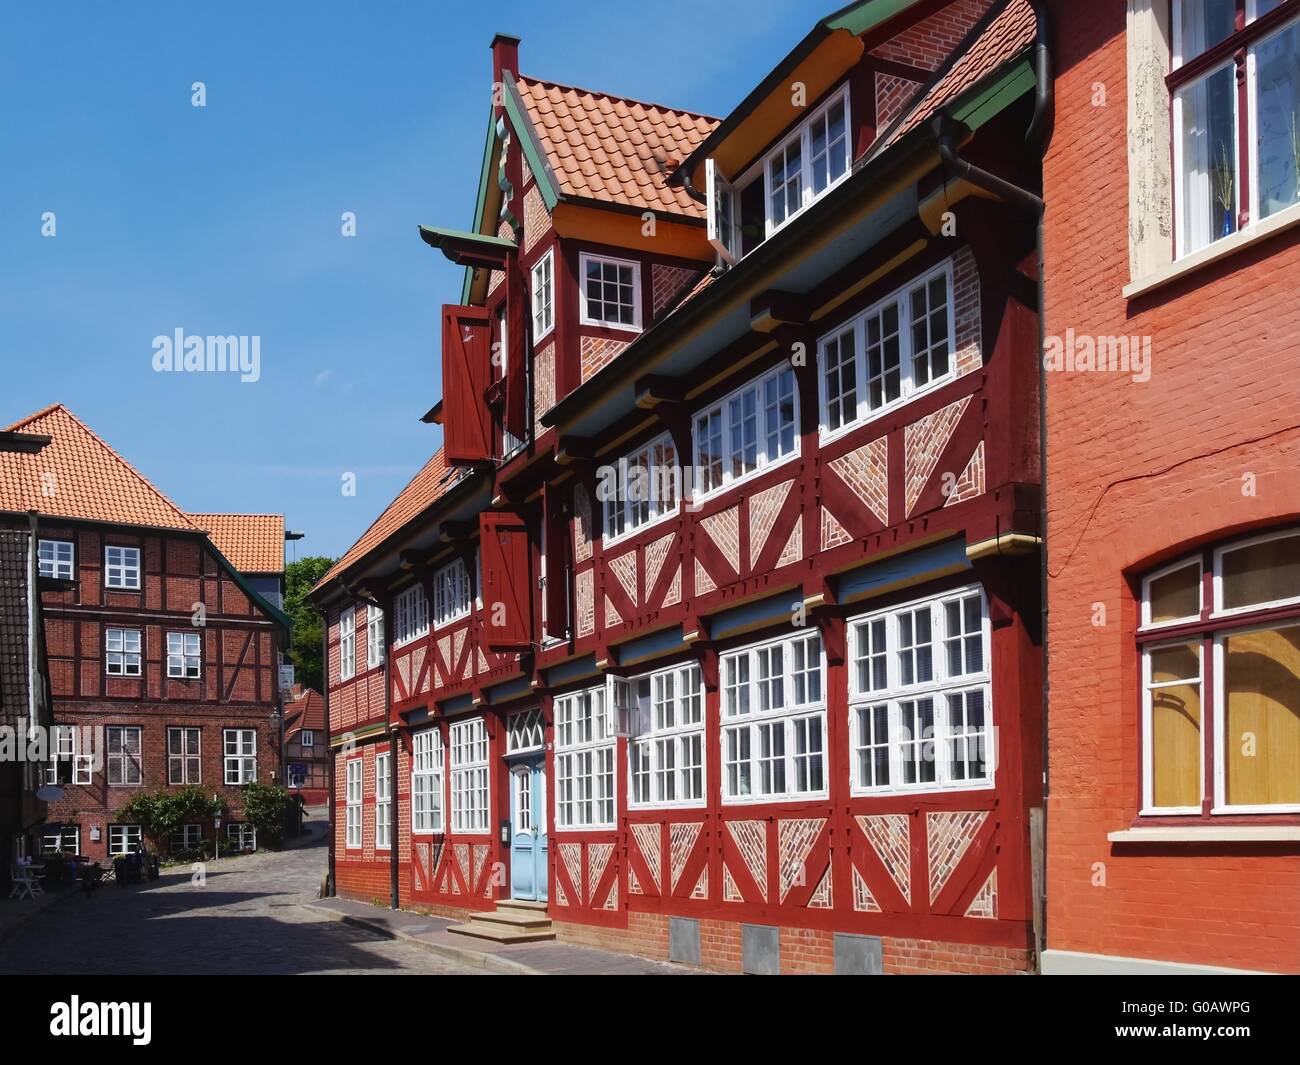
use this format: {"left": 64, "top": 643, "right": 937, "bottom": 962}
{"left": 492, "top": 33, "right": 521, "bottom": 89}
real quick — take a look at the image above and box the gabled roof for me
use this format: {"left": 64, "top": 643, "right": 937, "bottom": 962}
{"left": 285, "top": 684, "right": 325, "bottom": 735}
{"left": 515, "top": 75, "right": 717, "bottom": 220}
{"left": 1, "top": 405, "right": 199, "bottom": 531}
{"left": 191, "top": 513, "right": 285, "bottom": 575}
{"left": 312, "top": 448, "right": 465, "bottom": 594}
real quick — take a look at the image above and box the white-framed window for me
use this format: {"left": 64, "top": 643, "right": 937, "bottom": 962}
{"left": 721, "top": 631, "right": 827, "bottom": 802}
{"left": 693, "top": 363, "right": 798, "bottom": 497}
{"left": 301, "top": 729, "right": 315, "bottom": 748}
{"left": 106, "top": 726, "right": 142, "bottom": 786}
{"left": 367, "top": 606, "right": 384, "bottom": 669}
{"left": 819, "top": 260, "right": 956, "bottom": 438}
{"left": 226, "top": 823, "right": 256, "bottom": 851}
{"left": 507, "top": 708, "right": 544, "bottom": 753}
{"left": 42, "top": 825, "right": 80, "bottom": 855}
{"left": 104, "top": 545, "right": 141, "bottom": 590}
{"left": 847, "top": 586, "right": 994, "bottom": 795}
{"left": 109, "top": 824, "right": 142, "bottom": 856}
{"left": 223, "top": 728, "right": 257, "bottom": 785}
{"left": 166, "top": 631, "right": 201, "bottom": 679}
{"left": 376, "top": 751, "right": 391, "bottom": 849}
{"left": 171, "top": 824, "right": 203, "bottom": 852}
{"left": 38, "top": 539, "right": 74, "bottom": 580}
{"left": 392, "top": 584, "right": 429, "bottom": 647}
{"left": 450, "top": 717, "right": 490, "bottom": 834}
{"left": 603, "top": 432, "right": 679, "bottom": 544}
{"left": 579, "top": 252, "right": 641, "bottom": 331}
{"left": 105, "top": 627, "right": 142, "bottom": 677}
{"left": 764, "top": 85, "right": 851, "bottom": 235}
{"left": 531, "top": 248, "right": 555, "bottom": 340}
{"left": 339, "top": 607, "right": 356, "bottom": 680}
{"left": 345, "top": 758, "right": 362, "bottom": 848}
{"left": 619, "top": 663, "right": 705, "bottom": 808}
{"left": 47, "top": 725, "right": 92, "bottom": 785}
{"left": 168, "top": 727, "right": 201, "bottom": 784}
{"left": 412, "top": 727, "right": 445, "bottom": 833}
{"left": 555, "top": 685, "right": 616, "bottom": 828}
{"left": 433, "top": 558, "right": 472, "bottom": 627}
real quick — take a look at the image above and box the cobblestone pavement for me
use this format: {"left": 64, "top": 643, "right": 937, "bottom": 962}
{"left": 0, "top": 814, "right": 487, "bottom": 976}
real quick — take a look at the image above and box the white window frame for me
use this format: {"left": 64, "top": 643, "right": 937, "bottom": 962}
{"left": 1139, "top": 555, "right": 1205, "bottom": 630}
{"left": 167, "top": 726, "right": 201, "bottom": 785}
{"left": 847, "top": 585, "right": 995, "bottom": 797}
{"left": 1212, "top": 526, "right": 1300, "bottom": 618}
{"left": 507, "top": 708, "right": 544, "bottom": 754}
{"left": 692, "top": 362, "right": 799, "bottom": 500}
{"left": 450, "top": 717, "right": 490, "bottom": 835}
{"left": 106, "top": 726, "right": 142, "bottom": 786}
{"left": 578, "top": 252, "right": 642, "bottom": 332}
{"left": 531, "top": 248, "right": 555, "bottom": 340}
{"left": 104, "top": 545, "right": 141, "bottom": 590}
{"left": 166, "top": 630, "right": 202, "bottom": 679}
{"left": 226, "top": 823, "right": 257, "bottom": 851}
{"left": 42, "top": 825, "right": 80, "bottom": 855}
{"left": 339, "top": 607, "right": 356, "bottom": 680}
{"left": 223, "top": 728, "right": 257, "bottom": 785}
{"left": 376, "top": 751, "right": 392, "bottom": 850}
{"left": 38, "top": 539, "right": 74, "bottom": 580}
{"left": 367, "top": 606, "right": 384, "bottom": 669}
{"left": 105, "top": 627, "right": 142, "bottom": 677}
{"left": 412, "top": 727, "right": 445, "bottom": 834}
{"left": 171, "top": 823, "right": 203, "bottom": 851}
{"left": 301, "top": 729, "right": 315, "bottom": 748}
{"left": 554, "top": 685, "right": 616, "bottom": 829}
{"left": 620, "top": 663, "right": 706, "bottom": 809}
{"left": 392, "top": 584, "right": 429, "bottom": 647}
{"left": 720, "top": 631, "right": 828, "bottom": 804}
{"left": 47, "top": 725, "right": 93, "bottom": 785}
{"left": 1140, "top": 635, "right": 1206, "bottom": 816}
{"left": 763, "top": 84, "right": 852, "bottom": 237}
{"left": 432, "top": 557, "right": 472, "bottom": 628}
{"left": 602, "top": 431, "right": 680, "bottom": 546}
{"left": 345, "top": 758, "right": 362, "bottom": 848}
{"left": 109, "top": 824, "right": 142, "bottom": 856}
{"left": 817, "top": 259, "right": 957, "bottom": 442}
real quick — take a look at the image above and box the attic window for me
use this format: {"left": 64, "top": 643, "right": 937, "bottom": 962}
{"left": 765, "top": 85, "right": 851, "bottom": 235}
{"left": 579, "top": 253, "right": 642, "bottom": 331}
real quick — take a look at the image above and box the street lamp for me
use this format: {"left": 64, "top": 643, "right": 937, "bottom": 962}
{"left": 213, "top": 791, "right": 221, "bottom": 862}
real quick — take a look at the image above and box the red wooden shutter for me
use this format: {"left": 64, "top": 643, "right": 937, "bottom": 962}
{"left": 504, "top": 265, "right": 528, "bottom": 442}
{"left": 543, "top": 483, "right": 569, "bottom": 641}
{"left": 479, "top": 510, "right": 532, "bottom": 649}
{"left": 441, "top": 305, "right": 492, "bottom": 463}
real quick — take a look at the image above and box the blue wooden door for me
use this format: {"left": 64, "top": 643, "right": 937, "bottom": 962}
{"left": 510, "top": 758, "right": 547, "bottom": 902}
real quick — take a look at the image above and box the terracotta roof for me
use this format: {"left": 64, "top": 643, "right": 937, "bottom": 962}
{"left": 0, "top": 405, "right": 199, "bottom": 531}
{"left": 517, "top": 75, "right": 718, "bottom": 219}
{"left": 285, "top": 684, "right": 325, "bottom": 734}
{"left": 882, "top": 0, "right": 1037, "bottom": 147}
{"left": 191, "top": 513, "right": 285, "bottom": 574}
{"left": 313, "top": 448, "right": 465, "bottom": 594}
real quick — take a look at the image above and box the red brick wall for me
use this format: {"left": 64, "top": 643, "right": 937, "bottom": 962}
{"left": 870, "top": 0, "right": 995, "bottom": 71}
{"left": 1043, "top": 0, "right": 1300, "bottom": 973}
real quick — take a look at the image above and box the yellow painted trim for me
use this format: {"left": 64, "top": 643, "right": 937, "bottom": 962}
{"left": 552, "top": 204, "right": 713, "bottom": 261}
{"left": 684, "top": 340, "right": 777, "bottom": 402}
{"left": 811, "top": 240, "right": 927, "bottom": 322}
{"left": 917, "top": 177, "right": 999, "bottom": 235}
{"left": 966, "top": 533, "right": 1042, "bottom": 560}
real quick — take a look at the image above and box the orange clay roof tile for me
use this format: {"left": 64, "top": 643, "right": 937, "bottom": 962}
{"left": 190, "top": 513, "right": 285, "bottom": 574}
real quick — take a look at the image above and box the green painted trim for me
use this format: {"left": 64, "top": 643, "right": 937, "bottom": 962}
{"left": 419, "top": 225, "right": 517, "bottom": 252}
{"left": 461, "top": 103, "right": 500, "bottom": 304}
{"left": 503, "top": 78, "right": 561, "bottom": 211}
{"left": 204, "top": 537, "right": 293, "bottom": 632}
{"left": 826, "top": 0, "right": 918, "bottom": 35}
{"left": 953, "top": 58, "right": 1036, "bottom": 131}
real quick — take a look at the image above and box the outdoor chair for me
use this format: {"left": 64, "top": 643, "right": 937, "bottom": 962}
{"left": 8, "top": 863, "right": 45, "bottom": 900}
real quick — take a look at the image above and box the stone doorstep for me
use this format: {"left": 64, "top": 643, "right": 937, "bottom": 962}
{"left": 445, "top": 899, "right": 556, "bottom": 944}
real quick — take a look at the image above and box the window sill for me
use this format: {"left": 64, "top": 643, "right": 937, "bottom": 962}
{"left": 689, "top": 450, "right": 801, "bottom": 509}
{"left": 601, "top": 507, "right": 680, "bottom": 553}
{"left": 1124, "top": 201, "right": 1300, "bottom": 300}
{"left": 1108, "top": 825, "right": 1300, "bottom": 843}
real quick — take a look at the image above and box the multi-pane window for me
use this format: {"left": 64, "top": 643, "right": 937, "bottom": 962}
{"left": 105, "top": 545, "right": 141, "bottom": 590}
{"left": 433, "top": 558, "right": 471, "bottom": 626}
{"left": 392, "top": 584, "right": 429, "bottom": 646}
{"left": 507, "top": 708, "right": 544, "bottom": 753}
{"left": 765, "top": 86, "right": 850, "bottom": 233}
{"left": 38, "top": 539, "right": 74, "bottom": 580}
{"left": 376, "top": 752, "right": 391, "bottom": 849}
{"left": 1140, "top": 526, "right": 1300, "bottom": 814}
{"left": 450, "top": 718, "right": 490, "bottom": 833}
{"left": 42, "top": 825, "right": 80, "bottom": 855}
{"left": 226, "top": 823, "right": 256, "bottom": 851}
{"left": 339, "top": 608, "right": 356, "bottom": 680}
{"left": 603, "top": 433, "right": 679, "bottom": 543}
{"left": 345, "top": 759, "right": 362, "bottom": 847}
{"left": 109, "top": 824, "right": 142, "bottom": 856}
{"left": 820, "top": 261, "right": 955, "bottom": 436}
{"left": 106, "top": 726, "right": 142, "bottom": 786}
{"left": 166, "top": 631, "right": 201, "bottom": 679}
{"left": 621, "top": 664, "right": 705, "bottom": 807}
{"left": 693, "top": 364, "right": 797, "bottom": 497}
{"left": 1171, "top": 0, "right": 1300, "bottom": 257}
{"left": 47, "top": 725, "right": 92, "bottom": 785}
{"left": 579, "top": 253, "right": 640, "bottom": 330}
{"left": 223, "top": 729, "right": 257, "bottom": 785}
{"left": 367, "top": 607, "right": 384, "bottom": 669}
{"left": 531, "top": 249, "right": 554, "bottom": 339}
{"left": 412, "top": 728, "right": 445, "bottom": 833}
{"left": 721, "top": 632, "right": 826, "bottom": 801}
{"left": 168, "top": 727, "right": 201, "bottom": 784}
{"left": 105, "top": 628, "right": 142, "bottom": 677}
{"left": 555, "top": 686, "right": 616, "bottom": 828}
{"left": 848, "top": 586, "right": 992, "bottom": 795}
{"left": 171, "top": 824, "right": 203, "bottom": 852}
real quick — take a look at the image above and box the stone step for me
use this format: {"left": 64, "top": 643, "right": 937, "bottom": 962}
{"left": 496, "top": 898, "right": 548, "bottom": 913}
{"left": 473, "top": 908, "right": 552, "bottom": 930}
{"left": 446, "top": 920, "right": 555, "bottom": 944}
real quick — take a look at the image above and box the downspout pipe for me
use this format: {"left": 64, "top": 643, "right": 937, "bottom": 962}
{"left": 323, "top": 612, "right": 335, "bottom": 897}
{"left": 932, "top": 114, "right": 1044, "bottom": 217}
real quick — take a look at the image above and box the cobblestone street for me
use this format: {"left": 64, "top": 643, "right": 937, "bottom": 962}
{"left": 0, "top": 815, "right": 486, "bottom": 976}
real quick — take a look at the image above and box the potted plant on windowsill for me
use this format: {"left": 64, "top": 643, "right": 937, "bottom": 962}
{"left": 1214, "top": 142, "right": 1236, "bottom": 239}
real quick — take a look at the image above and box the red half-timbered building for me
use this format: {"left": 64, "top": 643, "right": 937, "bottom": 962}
{"left": 314, "top": 0, "right": 1051, "bottom": 973}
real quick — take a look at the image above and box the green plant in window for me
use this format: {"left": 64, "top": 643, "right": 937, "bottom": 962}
{"left": 1213, "top": 141, "right": 1235, "bottom": 214}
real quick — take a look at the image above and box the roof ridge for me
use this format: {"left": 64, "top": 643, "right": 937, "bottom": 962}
{"left": 4, "top": 402, "right": 64, "bottom": 433}
{"left": 518, "top": 72, "right": 719, "bottom": 123}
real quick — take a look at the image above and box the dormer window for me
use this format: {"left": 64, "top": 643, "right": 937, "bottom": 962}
{"left": 579, "top": 253, "right": 641, "bottom": 331}
{"left": 765, "top": 86, "right": 850, "bottom": 235}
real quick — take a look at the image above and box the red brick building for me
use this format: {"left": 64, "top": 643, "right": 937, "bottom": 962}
{"left": 284, "top": 684, "right": 328, "bottom": 804}
{"left": 1041, "top": 0, "right": 1300, "bottom": 973}
{"left": 0, "top": 405, "right": 291, "bottom": 861}
{"left": 314, "top": 0, "right": 1055, "bottom": 974}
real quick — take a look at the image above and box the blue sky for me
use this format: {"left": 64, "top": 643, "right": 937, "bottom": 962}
{"left": 0, "top": 0, "right": 812, "bottom": 561}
